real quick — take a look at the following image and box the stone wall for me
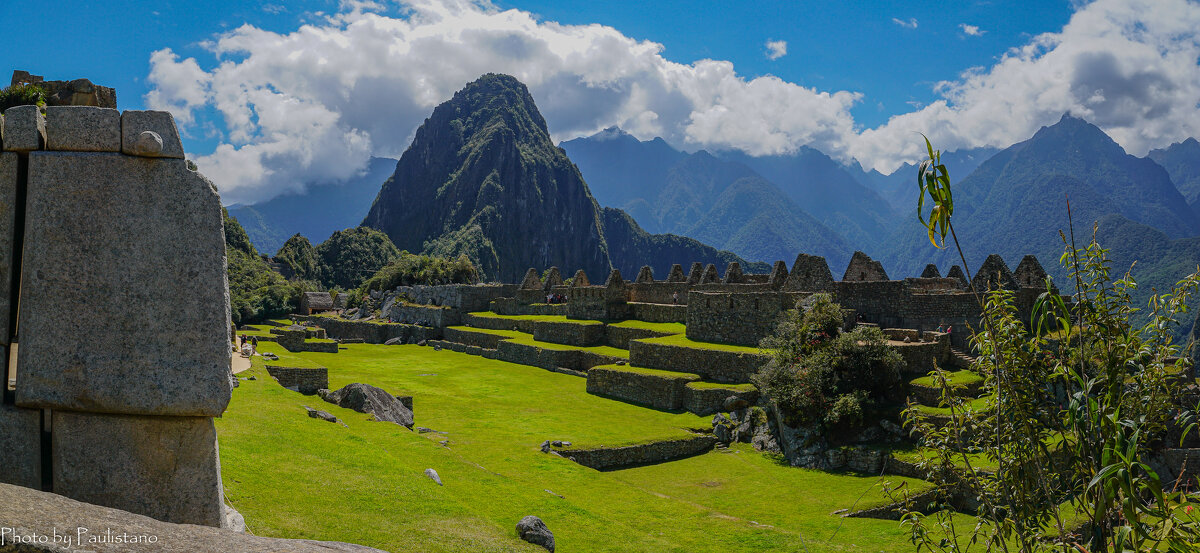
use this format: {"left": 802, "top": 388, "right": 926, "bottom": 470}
{"left": 628, "top": 302, "right": 687, "bottom": 323}
{"left": 604, "top": 325, "right": 677, "bottom": 349}
{"left": 531, "top": 319, "right": 606, "bottom": 346}
{"left": 274, "top": 330, "right": 339, "bottom": 354}
{"left": 685, "top": 291, "right": 799, "bottom": 347}
{"left": 495, "top": 340, "right": 623, "bottom": 373}
{"left": 392, "top": 283, "right": 516, "bottom": 312}
{"left": 3, "top": 106, "right": 231, "bottom": 527}
{"left": 628, "top": 282, "right": 689, "bottom": 305}
{"left": 386, "top": 302, "right": 460, "bottom": 327}
{"left": 629, "top": 339, "right": 770, "bottom": 384}
{"left": 298, "top": 316, "right": 438, "bottom": 344}
{"left": 463, "top": 313, "right": 537, "bottom": 333}
{"left": 555, "top": 435, "right": 717, "bottom": 470}
{"left": 489, "top": 297, "right": 565, "bottom": 316}
{"left": 586, "top": 366, "right": 700, "bottom": 411}
{"left": 265, "top": 366, "right": 329, "bottom": 395}
{"left": 682, "top": 384, "right": 759, "bottom": 416}
{"left": 442, "top": 327, "right": 507, "bottom": 349}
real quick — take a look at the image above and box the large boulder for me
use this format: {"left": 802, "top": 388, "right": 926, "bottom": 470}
{"left": 516, "top": 515, "right": 555, "bottom": 552}
{"left": 319, "top": 383, "right": 413, "bottom": 428}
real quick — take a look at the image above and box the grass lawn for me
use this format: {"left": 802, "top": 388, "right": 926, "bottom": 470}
{"left": 636, "top": 333, "right": 770, "bottom": 355}
{"left": 687, "top": 381, "right": 758, "bottom": 392}
{"left": 467, "top": 312, "right": 603, "bottom": 325}
{"left": 218, "top": 341, "right": 959, "bottom": 552}
{"left": 908, "top": 369, "right": 983, "bottom": 389}
{"left": 607, "top": 320, "right": 686, "bottom": 335}
{"left": 908, "top": 395, "right": 995, "bottom": 416}
{"left": 239, "top": 324, "right": 279, "bottom": 338}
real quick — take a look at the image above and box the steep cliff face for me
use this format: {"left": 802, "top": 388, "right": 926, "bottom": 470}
{"left": 362, "top": 73, "right": 753, "bottom": 282}
{"left": 363, "top": 74, "right": 611, "bottom": 282}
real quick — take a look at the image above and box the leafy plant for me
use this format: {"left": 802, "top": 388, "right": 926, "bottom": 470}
{"left": 895, "top": 139, "right": 1200, "bottom": 553}
{"left": 0, "top": 83, "right": 46, "bottom": 113}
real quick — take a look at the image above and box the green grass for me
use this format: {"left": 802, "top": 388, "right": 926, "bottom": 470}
{"left": 592, "top": 364, "right": 700, "bottom": 380}
{"left": 219, "top": 341, "right": 961, "bottom": 551}
{"left": 447, "top": 326, "right": 525, "bottom": 339}
{"left": 908, "top": 369, "right": 983, "bottom": 389}
{"left": 909, "top": 395, "right": 995, "bottom": 416}
{"left": 685, "top": 381, "right": 758, "bottom": 392}
{"left": 239, "top": 324, "right": 279, "bottom": 338}
{"left": 261, "top": 350, "right": 325, "bottom": 369}
{"left": 607, "top": 320, "right": 686, "bottom": 335}
{"left": 502, "top": 333, "right": 630, "bottom": 358}
{"left": 636, "top": 334, "right": 770, "bottom": 355}
{"left": 467, "top": 312, "right": 603, "bottom": 325}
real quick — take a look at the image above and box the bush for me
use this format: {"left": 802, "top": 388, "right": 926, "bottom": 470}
{"left": 754, "top": 296, "right": 903, "bottom": 437}
{"left": 0, "top": 84, "right": 46, "bottom": 113}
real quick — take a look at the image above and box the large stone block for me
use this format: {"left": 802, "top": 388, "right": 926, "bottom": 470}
{"left": 121, "top": 110, "right": 185, "bottom": 158}
{"left": 0, "top": 403, "right": 42, "bottom": 490}
{"left": 1, "top": 105, "right": 45, "bottom": 151}
{"left": 52, "top": 411, "right": 224, "bottom": 527}
{"left": 45, "top": 106, "right": 121, "bottom": 152}
{"left": 0, "top": 153, "right": 15, "bottom": 344}
{"left": 16, "top": 153, "right": 232, "bottom": 416}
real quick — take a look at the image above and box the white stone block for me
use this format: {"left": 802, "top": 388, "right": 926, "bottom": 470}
{"left": 1, "top": 105, "right": 45, "bottom": 152}
{"left": 45, "top": 106, "right": 121, "bottom": 152}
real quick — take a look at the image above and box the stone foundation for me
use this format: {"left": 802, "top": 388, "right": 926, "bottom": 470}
{"left": 531, "top": 319, "right": 605, "bottom": 346}
{"left": 627, "top": 302, "right": 687, "bottom": 323}
{"left": 297, "top": 316, "right": 438, "bottom": 344}
{"left": 554, "top": 435, "right": 717, "bottom": 471}
{"left": 629, "top": 339, "right": 769, "bottom": 384}
{"left": 586, "top": 366, "right": 700, "bottom": 411}
{"left": 266, "top": 366, "right": 329, "bottom": 395}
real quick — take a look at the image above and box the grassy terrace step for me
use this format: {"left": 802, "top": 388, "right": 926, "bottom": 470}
{"left": 587, "top": 365, "right": 702, "bottom": 411}
{"left": 908, "top": 394, "right": 995, "bottom": 418}
{"left": 552, "top": 434, "right": 718, "bottom": 471}
{"left": 222, "top": 342, "right": 962, "bottom": 551}
{"left": 908, "top": 369, "right": 985, "bottom": 405}
{"left": 629, "top": 335, "right": 771, "bottom": 384}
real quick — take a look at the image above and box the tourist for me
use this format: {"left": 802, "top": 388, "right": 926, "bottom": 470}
{"left": 936, "top": 324, "right": 944, "bottom": 333}
{"left": 250, "top": 335, "right": 259, "bottom": 355}
{"left": 672, "top": 291, "right": 679, "bottom": 304}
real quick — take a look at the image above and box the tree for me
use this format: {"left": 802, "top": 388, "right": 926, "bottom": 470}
{"left": 895, "top": 139, "right": 1200, "bottom": 552}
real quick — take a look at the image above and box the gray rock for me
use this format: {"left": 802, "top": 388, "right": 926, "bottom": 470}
{"left": 540, "top": 440, "right": 552, "bottom": 453}
{"left": 121, "top": 110, "right": 185, "bottom": 158}
{"left": 16, "top": 153, "right": 231, "bottom": 417}
{"left": 418, "top": 339, "right": 428, "bottom": 346}
{"left": 223, "top": 504, "right": 246, "bottom": 533}
{"left": 723, "top": 396, "right": 750, "bottom": 411}
{"left": 52, "top": 411, "right": 224, "bottom": 527}
{"left": 384, "top": 337, "right": 404, "bottom": 345}
{"left": 44, "top": 106, "right": 121, "bottom": 152}
{"left": 1, "top": 105, "right": 45, "bottom": 151}
{"left": 0, "top": 404, "right": 42, "bottom": 489}
{"left": 424, "top": 468, "right": 443, "bottom": 486}
{"left": 0, "top": 482, "right": 388, "bottom": 552}
{"left": 516, "top": 515, "right": 555, "bottom": 552}
{"left": 0, "top": 153, "right": 16, "bottom": 343}
{"left": 320, "top": 383, "right": 413, "bottom": 428}
{"left": 132, "top": 130, "right": 164, "bottom": 155}
{"left": 751, "top": 425, "right": 781, "bottom": 454}
{"left": 713, "top": 423, "right": 733, "bottom": 443}
{"left": 304, "top": 406, "right": 340, "bottom": 424}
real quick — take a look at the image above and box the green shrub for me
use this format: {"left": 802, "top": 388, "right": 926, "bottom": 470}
{"left": 0, "top": 84, "right": 46, "bottom": 113}
{"left": 754, "top": 297, "right": 902, "bottom": 438}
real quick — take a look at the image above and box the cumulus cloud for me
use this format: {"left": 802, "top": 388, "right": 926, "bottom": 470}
{"left": 892, "top": 17, "right": 918, "bottom": 29}
{"left": 960, "top": 24, "right": 984, "bottom": 36}
{"left": 850, "top": 0, "right": 1200, "bottom": 171}
{"left": 146, "top": 0, "right": 1200, "bottom": 202}
{"left": 765, "top": 39, "right": 787, "bottom": 60}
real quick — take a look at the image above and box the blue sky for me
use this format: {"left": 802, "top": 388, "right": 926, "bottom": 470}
{"left": 7, "top": 1, "right": 1198, "bottom": 205}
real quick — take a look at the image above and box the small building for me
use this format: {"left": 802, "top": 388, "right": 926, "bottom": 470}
{"left": 299, "top": 292, "right": 336, "bottom": 315}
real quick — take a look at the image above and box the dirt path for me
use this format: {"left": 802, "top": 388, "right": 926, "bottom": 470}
{"left": 231, "top": 353, "right": 252, "bottom": 374}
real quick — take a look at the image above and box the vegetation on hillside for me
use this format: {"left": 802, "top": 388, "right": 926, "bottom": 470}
{"left": 273, "top": 234, "right": 321, "bottom": 282}
{"left": 314, "top": 227, "right": 401, "bottom": 290}
{"left": 896, "top": 138, "right": 1200, "bottom": 552}
{"left": 753, "top": 294, "right": 904, "bottom": 439}
{"left": 224, "top": 209, "right": 316, "bottom": 325}
{"left": 0, "top": 83, "right": 46, "bottom": 113}
{"left": 354, "top": 252, "right": 479, "bottom": 298}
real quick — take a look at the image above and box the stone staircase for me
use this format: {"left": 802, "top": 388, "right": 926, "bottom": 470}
{"left": 948, "top": 347, "right": 977, "bottom": 370}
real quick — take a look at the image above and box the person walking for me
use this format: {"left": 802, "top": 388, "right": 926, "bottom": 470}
{"left": 250, "top": 335, "right": 259, "bottom": 355}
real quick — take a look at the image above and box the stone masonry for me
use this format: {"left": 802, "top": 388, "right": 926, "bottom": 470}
{"left": 1, "top": 104, "right": 233, "bottom": 527}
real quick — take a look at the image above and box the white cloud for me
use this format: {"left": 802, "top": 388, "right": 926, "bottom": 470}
{"left": 960, "top": 24, "right": 984, "bottom": 36}
{"left": 892, "top": 17, "right": 918, "bottom": 29}
{"left": 146, "top": 0, "right": 1200, "bottom": 202}
{"left": 765, "top": 39, "right": 787, "bottom": 60}
{"left": 851, "top": 0, "right": 1200, "bottom": 171}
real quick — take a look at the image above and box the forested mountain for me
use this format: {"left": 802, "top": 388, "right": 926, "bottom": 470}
{"left": 228, "top": 156, "right": 398, "bottom": 254}
{"left": 1148, "top": 137, "right": 1200, "bottom": 215}
{"left": 361, "top": 73, "right": 752, "bottom": 281}
{"left": 563, "top": 132, "right": 856, "bottom": 269}
{"left": 853, "top": 147, "right": 999, "bottom": 212}
{"left": 880, "top": 114, "right": 1199, "bottom": 285}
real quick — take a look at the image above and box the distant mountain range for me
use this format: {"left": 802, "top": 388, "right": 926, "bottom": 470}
{"left": 226, "top": 75, "right": 1200, "bottom": 341}
{"left": 360, "top": 73, "right": 753, "bottom": 282}
{"left": 228, "top": 156, "right": 397, "bottom": 254}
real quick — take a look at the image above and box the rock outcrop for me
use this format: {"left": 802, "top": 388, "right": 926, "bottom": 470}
{"left": 319, "top": 383, "right": 413, "bottom": 428}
